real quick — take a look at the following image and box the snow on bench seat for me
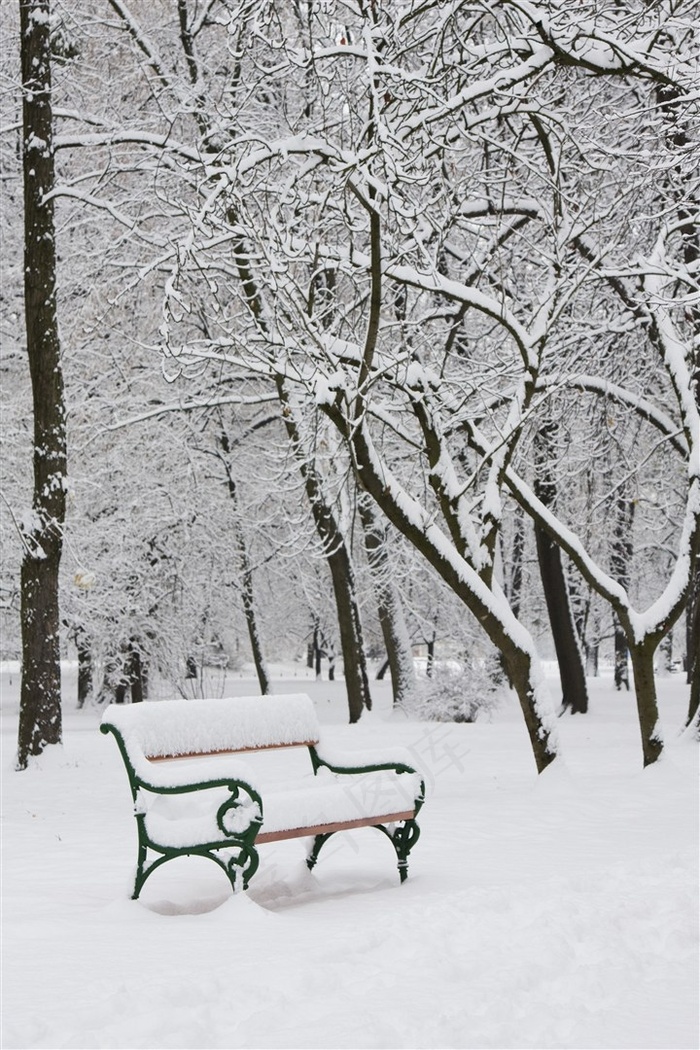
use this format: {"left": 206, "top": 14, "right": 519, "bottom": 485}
{"left": 102, "top": 693, "right": 319, "bottom": 760}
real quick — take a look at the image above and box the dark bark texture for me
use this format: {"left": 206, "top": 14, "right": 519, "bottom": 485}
{"left": 611, "top": 493, "right": 635, "bottom": 691}
{"left": 17, "top": 0, "right": 67, "bottom": 768}
{"left": 628, "top": 640, "right": 664, "bottom": 767}
{"left": 534, "top": 423, "right": 588, "bottom": 713}
{"left": 535, "top": 523, "right": 589, "bottom": 713}
{"left": 76, "top": 629, "right": 93, "bottom": 708}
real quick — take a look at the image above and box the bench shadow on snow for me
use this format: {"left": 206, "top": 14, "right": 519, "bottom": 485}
{"left": 136, "top": 832, "right": 411, "bottom": 916}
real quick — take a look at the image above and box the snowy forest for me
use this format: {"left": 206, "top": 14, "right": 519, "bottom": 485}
{"left": 2, "top": 4, "right": 700, "bottom": 1049}
{"left": 1, "top": 0, "right": 699, "bottom": 774}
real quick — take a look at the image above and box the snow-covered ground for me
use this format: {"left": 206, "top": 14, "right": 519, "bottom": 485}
{"left": 1, "top": 663, "right": 698, "bottom": 1050}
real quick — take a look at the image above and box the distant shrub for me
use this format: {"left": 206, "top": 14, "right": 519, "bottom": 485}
{"left": 407, "top": 653, "right": 505, "bottom": 723}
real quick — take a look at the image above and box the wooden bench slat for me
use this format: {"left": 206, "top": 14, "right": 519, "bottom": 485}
{"left": 255, "top": 810, "right": 416, "bottom": 844}
{"left": 146, "top": 739, "right": 319, "bottom": 762}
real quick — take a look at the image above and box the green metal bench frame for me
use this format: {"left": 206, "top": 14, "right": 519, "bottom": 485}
{"left": 101, "top": 713, "right": 425, "bottom": 899}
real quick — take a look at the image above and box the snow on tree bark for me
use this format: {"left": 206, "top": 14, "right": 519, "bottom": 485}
{"left": 17, "top": 0, "right": 67, "bottom": 769}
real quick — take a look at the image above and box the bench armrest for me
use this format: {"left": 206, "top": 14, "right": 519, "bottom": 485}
{"left": 310, "top": 741, "right": 419, "bottom": 776}
{"left": 309, "top": 743, "right": 425, "bottom": 816}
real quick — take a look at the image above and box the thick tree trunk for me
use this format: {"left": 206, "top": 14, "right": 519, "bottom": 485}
{"left": 535, "top": 524, "right": 589, "bottom": 713}
{"left": 326, "top": 543, "right": 372, "bottom": 722}
{"left": 127, "top": 643, "right": 146, "bottom": 704}
{"left": 628, "top": 640, "right": 664, "bottom": 767}
{"left": 358, "top": 494, "right": 416, "bottom": 706}
{"left": 534, "top": 423, "right": 588, "bottom": 713}
{"left": 17, "top": 0, "right": 67, "bottom": 768}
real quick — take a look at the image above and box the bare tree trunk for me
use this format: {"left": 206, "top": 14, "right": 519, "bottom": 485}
{"left": 326, "top": 637, "right": 336, "bottom": 680}
{"left": 586, "top": 611, "right": 601, "bottom": 677}
{"left": 611, "top": 492, "right": 635, "bottom": 691}
{"left": 236, "top": 527, "right": 270, "bottom": 695}
{"left": 499, "top": 506, "right": 525, "bottom": 688}
{"left": 276, "top": 382, "right": 371, "bottom": 722}
{"left": 508, "top": 506, "right": 525, "bottom": 621}
{"left": 628, "top": 639, "right": 664, "bottom": 767}
{"left": 325, "top": 542, "right": 372, "bottom": 721}
{"left": 535, "top": 520, "right": 589, "bottom": 712}
{"left": 358, "top": 494, "right": 416, "bottom": 706}
{"left": 126, "top": 642, "right": 146, "bottom": 704}
{"left": 76, "top": 628, "right": 93, "bottom": 708}
{"left": 426, "top": 633, "right": 436, "bottom": 679}
{"left": 219, "top": 431, "right": 271, "bottom": 695}
{"left": 314, "top": 634, "right": 322, "bottom": 680}
{"left": 17, "top": 0, "right": 67, "bottom": 768}
{"left": 534, "top": 423, "right": 588, "bottom": 713}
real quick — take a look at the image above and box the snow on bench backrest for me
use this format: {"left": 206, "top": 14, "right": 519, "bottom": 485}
{"left": 101, "top": 694, "right": 320, "bottom": 761}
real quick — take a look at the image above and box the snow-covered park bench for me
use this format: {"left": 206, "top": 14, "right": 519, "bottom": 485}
{"left": 101, "top": 693, "right": 425, "bottom": 899}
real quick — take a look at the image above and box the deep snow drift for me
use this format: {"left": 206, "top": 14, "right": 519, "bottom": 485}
{"left": 1, "top": 663, "right": 698, "bottom": 1050}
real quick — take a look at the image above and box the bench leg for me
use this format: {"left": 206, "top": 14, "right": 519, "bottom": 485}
{"left": 307, "top": 821, "right": 421, "bottom": 883}
{"left": 378, "top": 819, "right": 421, "bottom": 883}
{"left": 131, "top": 842, "right": 260, "bottom": 898}
{"left": 132, "top": 846, "right": 171, "bottom": 899}
{"left": 221, "top": 843, "right": 260, "bottom": 892}
{"left": 306, "top": 832, "right": 332, "bottom": 872}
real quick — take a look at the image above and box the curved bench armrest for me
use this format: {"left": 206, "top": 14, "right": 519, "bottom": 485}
{"left": 308, "top": 743, "right": 426, "bottom": 815}
{"left": 310, "top": 741, "right": 417, "bottom": 776}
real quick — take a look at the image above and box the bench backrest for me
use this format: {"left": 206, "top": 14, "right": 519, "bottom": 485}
{"left": 101, "top": 693, "right": 320, "bottom": 762}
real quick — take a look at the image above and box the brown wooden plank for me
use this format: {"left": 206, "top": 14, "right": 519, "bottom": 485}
{"left": 146, "top": 740, "right": 319, "bottom": 762}
{"left": 255, "top": 810, "right": 415, "bottom": 844}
